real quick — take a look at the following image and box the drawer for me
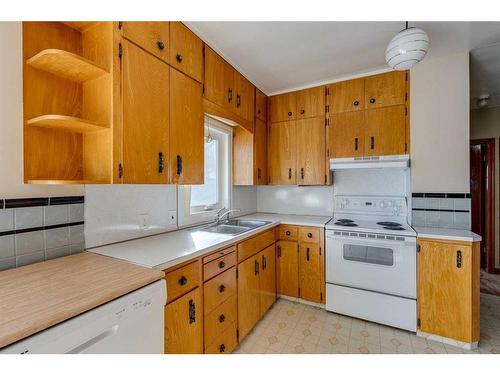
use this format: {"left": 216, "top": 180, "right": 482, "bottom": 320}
{"left": 204, "top": 251, "right": 237, "bottom": 281}
{"left": 203, "top": 245, "right": 236, "bottom": 264}
{"left": 204, "top": 267, "right": 236, "bottom": 313}
{"left": 122, "top": 22, "right": 170, "bottom": 63}
{"left": 298, "top": 227, "right": 320, "bottom": 244}
{"left": 165, "top": 261, "right": 201, "bottom": 303}
{"left": 204, "top": 295, "right": 237, "bottom": 346}
{"left": 237, "top": 229, "right": 275, "bottom": 262}
{"left": 204, "top": 321, "right": 237, "bottom": 354}
{"left": 278, "top": 225, "right": 298, "bottom": 241}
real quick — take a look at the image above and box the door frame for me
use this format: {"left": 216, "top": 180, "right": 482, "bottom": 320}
{"left": 470, "top": 138, "right": 496, "bottom": 274}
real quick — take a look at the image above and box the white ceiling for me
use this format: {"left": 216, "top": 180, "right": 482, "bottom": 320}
{"left": 470, "top": 42, "right": 500, "bottom": 109}
{"left": 186, "top": 21, "right": 500, "bottom": 95}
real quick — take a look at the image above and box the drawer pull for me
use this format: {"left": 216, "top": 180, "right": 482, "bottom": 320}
{"left": 218, "top": 260, "right": 226, "bottom": 269}
{"left": 176, "top": 53, "right": 183, "bottom": 62}
{"left": 300, "top": 109, "right": 305, "bottom": 115}
{"left": 287, "top": 111, "right": 292, "bottom": 117}
{"left": 456, "top": 250, "right": 462, "bottom": 268}
{"left": 306, "top": 248, "right": 310, "bottom": 261}
{"left": 286, "top": 230, "right": 291, "bottom": 236}
{"left": 353, "top": 100, "right": 359, "bottom": 106}
{"left": 188, "top": 299, "right": 196, "bottom": 324}
{"left": 219, "top": 314, "right": 226, "bottom": 323}
{"left": 157, "top": 40, "right": 165, "bottom": 50}
{"left": 219, "top": 284, "right": 226, "bottom": 293}
{"left": 354, "top": 137, "right": 359, "bottom": 151}
{"left": 307, "top": 232, "right": 313, "bottom": 238}
{"left": 219, "top": 344, "right": 226, "bottom": 353}
{"left": 178, "top": 275, "right": 187, "bottom": 286}
{"left": 369, "top": 97, "right": 376, "bottom": 104}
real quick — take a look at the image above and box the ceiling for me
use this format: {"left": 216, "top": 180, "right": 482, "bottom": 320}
{"left": 187, "top": 21, "right": 500, "bottom": 95}
{"left": 470, "top": 43, "right": 500, "bottom": 109}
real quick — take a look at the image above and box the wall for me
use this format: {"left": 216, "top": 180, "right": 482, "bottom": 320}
{"left": 471, "top": 106, "right": 500, "bottom": 268}
{"left": 410, "top": 52, "right": 470, "bottom": 193}
{"left": 0, "top": 22, "right": 84, "bottom": 199}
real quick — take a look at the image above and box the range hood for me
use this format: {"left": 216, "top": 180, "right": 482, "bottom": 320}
{"left": 330, "top": 154, "right": 410, "bottom": 170}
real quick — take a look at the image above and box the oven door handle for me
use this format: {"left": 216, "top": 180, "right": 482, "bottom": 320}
{"left": 327, "top": 234, "right": 415, "bottom": 247}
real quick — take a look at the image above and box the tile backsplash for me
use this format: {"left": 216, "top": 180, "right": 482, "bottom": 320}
{"left": 0, "top": 196, "right": 85, "bottom": 271}
{"left": 411, "top": 193, "right": 471, "bottom": 230}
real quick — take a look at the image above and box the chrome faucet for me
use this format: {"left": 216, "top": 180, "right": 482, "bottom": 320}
{"left": 215, "top": 208, "right": 241, "bottom": 224}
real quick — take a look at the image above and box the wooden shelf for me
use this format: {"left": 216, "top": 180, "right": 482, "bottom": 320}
{"left": 27, "top": 179, "right": 109, "bottom": 185}
{"left": 26, "top": 49, "right": 108, "bottom": 83}
{"left": 27, "top": 115, "right": 109, "bottom": 133}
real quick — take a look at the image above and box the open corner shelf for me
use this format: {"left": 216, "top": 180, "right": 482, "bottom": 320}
{"left": 26, "top": 49, "right": 109, "bottom": 83}
{"left": 27, "top": 179, "right": 110, "bottom": 185}
{"left": 27, "top": 115, "right": 109, "bottom": 133}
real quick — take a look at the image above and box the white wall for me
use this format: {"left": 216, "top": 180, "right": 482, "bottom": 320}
{"left": 410, "top": 52, "right": 470, "bottom": 193}
{"left": 0, "top": 22, "right": 83, "bottom": 199}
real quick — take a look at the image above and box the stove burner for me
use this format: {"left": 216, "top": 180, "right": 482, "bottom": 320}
{"left": 336, "top": 219, "right": 354, "bottom": 223}
{"left": 377, "top": 221, "right": 402, "bottom": 227}
{"left": 383, "top": 226, "right": 405, "bottom": 230}
{"left": 334, "top": 222, "right": 358, "bottom": 227}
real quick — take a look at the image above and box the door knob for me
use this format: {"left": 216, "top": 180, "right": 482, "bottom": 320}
{"left": 157, "top": 40, "right": 165, "bottom": 50}
{"left": 219, "top": 284, "right": 226, "bottom": 293}
{"left": 369, "top": 98, "right": 376, "bottom": 104}
{"left": 178, "top": 276, "right": 187, "bottom": 286}
{"left": 218, "top": 260, "right": 225, "bottom": 269}
{"left": 176, "top": 54, "right": 183, "bottom": 62}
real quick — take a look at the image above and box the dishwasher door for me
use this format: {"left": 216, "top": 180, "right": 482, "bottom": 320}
{"left": 0, "top": 279, "right": 166, "bottom": 354}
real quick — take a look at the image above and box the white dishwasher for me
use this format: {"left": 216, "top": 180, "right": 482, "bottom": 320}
{"left": 0, "top": 279, "right": 166, "bottom": 354}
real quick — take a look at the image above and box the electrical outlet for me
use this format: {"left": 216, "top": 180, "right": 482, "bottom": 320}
{"left": 139, "top": 213, "right": 150, "bottom": 230}
{"left": 168, "top": 210, "right": 177, "bottom": 226}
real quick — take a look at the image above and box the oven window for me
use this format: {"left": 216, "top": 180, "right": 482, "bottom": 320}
{"left": 342, "top": 244, "right": 394, "bottom": 266}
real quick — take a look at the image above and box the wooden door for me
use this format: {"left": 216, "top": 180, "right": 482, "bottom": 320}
{"left": 277, "top": 240, "right": 299, "bottom": 298}
{"left": 268, "top": 121, "right": 297, "bottom": 184}
{"left": 328, "top": 78, "right": 364, "bottom": 113}
{"left": 270, "top": 92, "right": 296, "bottom": 123}
{"left": 299, "top": 243, "right": 322, "bottom": 303}
{"left": 296, "top": 117, "right": 326, "bottom": 185}
{"left": 254, "top": 118, "right": 268, "bottom": 185}
{"left": 418, "top": 240, "right": 479, "bottom": 343}
{"left": 329, "top": 111, "right": 365, "bottom": 158}
{"left": 169, "top": 22, "right": 203, "bottom": 83}
{"left": 169, "top": 68, "right": 204, "bottom": 184}
{"left": 164, "top": 287, "right": 204, "bottom": 354}
{"left": 296, "top": 86, "right": 325, "bottom": 119}
{"left": 122, "top": 40, "right": 169, "bottom": 184}
{"left": 122, "top": 22, "right": 170, "bottom": 63}
{"left": 255, "top": 88, "right": 267, "bottom": 122}
{"left": 364, "top": 71, "right": 406, "bottom": 109}
{"left": 204, "top": 47, "right": 235, "bottom": 111}
{"left": 237, "top": 254, "right": 261, "bottom": 340}
{"left": 234, "top": 72, "right": 255, "bottom": 123}
{"left": 364, "top": 105, "right": 406, "bottom": 156}
{"left": 259, "top": 244, "right": 277, "bottom": 315}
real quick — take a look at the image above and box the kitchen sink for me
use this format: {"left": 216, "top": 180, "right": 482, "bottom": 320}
{"left": 193, "top": 219, "right": 271, "bottom": 236}
{"left": 224, "top": 219, "right": 271, "bottom": 228}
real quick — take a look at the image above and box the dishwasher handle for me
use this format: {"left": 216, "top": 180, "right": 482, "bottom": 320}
{"left": 66, "top": 325, "right": 119, "bottom": 354}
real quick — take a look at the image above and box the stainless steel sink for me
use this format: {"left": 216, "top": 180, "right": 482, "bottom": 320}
{"left": 192, "top": 219, "right": 271, "bottom": 236}
{"left": 224, "top": 219, "right": 271, "bottom": 228}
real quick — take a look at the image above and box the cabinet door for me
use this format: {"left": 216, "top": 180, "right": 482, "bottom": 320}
{"left": 164, "top": 287, "right": 204, "bottom": 354}
{"left": 122, "top": 40, "right": 169, "bottom": 184}
{"left": 329, "top": 111, "right": 365, "bottom": 158}
{"left": 277, "top": 240, "right": 299, "bottom": 298}
{"left": 122, "top": 22, "right": 170, "bottom": 63}
{"left": 297, "top": 117, "right": 326, "bottom": 185}
{"left": 418, "top": 240, "right": 478, "bottom": 343}
{"left": 259, "top": 244, "right": 276, "bottom": 315}
{"left": 268, "top": 121, "right": 296, "bottom": 184}
{"left": 255, "top": 88, "right": 267, "bottom": 122}
{"left": 364, "top": 71, "right": 406, "bottom": 109}
{"left": 364, "top": 105, "right": 406, "bottom": 156}
{"left": 234, "top": 72, "right": 255, "bottom": 123}
{"left": 254, "top": 118, "right": 268, "bottom": 185}
{"left": 328, "top": 78, "right": 364, "bottom": 113}
{"left": 237, "top": 254, "right": 262, "bottom": 341}
{"left": 299, "top": 243, "right": 322, "bottom": 303}
{"left": 270, "top": 92, "right": 296, "bottom": 122}
{"left": 204, "top": 47, "right": 235, "bottom": 111}
{"left": 170, "top": 68, "right": 204, "bottom": 184}
{"left": 169, "top": 22, "right": 203, "bottom": 83}
{"left": 296, "top": 86, "right": 325, "bottom": 119}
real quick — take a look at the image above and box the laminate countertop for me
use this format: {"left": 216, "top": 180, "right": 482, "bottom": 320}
{"left": 0, "top": 252, "right": 164, "bottom": 349}
{"left": 413, "top": 226, "right": 482, "bottom": 243}
{"left": 88, "top": 213, "right": 331, "bottom": 271}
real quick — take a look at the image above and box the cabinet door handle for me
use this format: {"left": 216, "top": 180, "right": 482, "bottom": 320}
{"left": 176, "top": 155, "right": 183, "bottom": 175}
{"left": 286, "top": 230, "right": 291, "bottom": 236}
{"left": 188, "top": 299, "right": 196, "bottom": 324}
{"left": 300, "top": 168, "right": 304, "bottom": 180}
{"left": 300, "top": 109, "right": 305, "bottom": 115}
{"left": 178, "top": 275, "right": 187, "bottom": 286}
{"left": 218, "top": 260, "right": 225, "bottom": 269}
{"left": 287, "top": 111, "right": 292, "bottom": 117}
{"left": 456, "top": 250, "right": 462, "bottom": 268}
{"left": 288, "top": 168, "right": 292, "bottom": 179}
{"left": 354, "top": 137, "right": 358, "bottom": 151}
{"left": 257, "top": 109, "right": 261, "bottom": 114}
{"left": 370, "top": 136, "right": 375, "bottom": 150}
{"left": 158, "top": 152, "right": 165, "bottom": 173}
{"left": 353, "top": 100, "right": 359, "bottom": 106}
{"left": 219, "top": 284, "right": 226, "bottom": 293}
{"left": 254, "top": 260, "right": 259, "bottom": 275}
{"left": 228, "top": 88, "right": 233, "bottom": 103}
{"left": 257, "top": 168, "right": 261, "bottom": 179}
{"left": 176, "top": 53, "right": 183, "bottom": 62}
{"left": 219, "top": 314, "right": 226, "bottom": 323}
{"left": 307, "top": 232, "right": 313, "bottom": 238}
{"left": 157, "top": 40, "right": 165, "bottom": 50}
{"left": 306, "top": 248, "right": 310, "bottom": 261}
{"left": 262, "top": 255, "right": 267, "bottom": 270}
{"left": 369, "top": 98, "right": 376, "bottom": 104}
{"left": 219, "top": 344, "right": 226, "bottom": 353}
{"left": 277, "top": 245, "right": 281, "bottom": 257}
{"left": 236, "top": 93, "right": 241, "bottom": 107}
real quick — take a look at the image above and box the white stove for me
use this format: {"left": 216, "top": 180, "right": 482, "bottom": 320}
{"left": 325, "top": 195, "right": 417, "bottom": 332}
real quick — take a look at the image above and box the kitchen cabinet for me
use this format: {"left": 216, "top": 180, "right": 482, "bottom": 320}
{"left": 328, "top": 78, "right": 364, "bottom": 114}
{"left": 169, "top": 22, "right": 203, "bottom": 83}
{"left": 329, "top": 111, "right": 365, "bottom": 158}
{"left": 164, "top": 287, "right": 204, "bottom": 354}
{"left": 204, "top": 46, "right": 235, "bottom": 112}
{"left": 296, "top": 86, "right": 325, "bottom": 119}
{"left": 277, "top": 240, "right": 299, "bottom": 298}
{"left": 299, "top": 243, "right": 322, "bottom": 303}
{"left": 255, "top": 88, "right": 268, "bottom": 122}
{"left": 122, "top": 22, "right": 170, "bottom": 63}
{"left": 296, "top": 117, "right": 326, "bottom": 185}
{"left": 259, "top": 244, "right": 277, "bottom": 315}
{"left": 234, "top": 73, "right": 255, "bottom": 123}
{"left": 169, "top": 68, "right": 204, "bottom": 184}
{"left": 364, "top": 70, "right": 406, "bottom": 109}
{"left": 270, "top": 92, "right": 297, "bottom": 122}
{"left": 364, "top": 105, "right": 406, "bottom": 156}
{"left": 122, "top": 39, "right": 170, "bottom": 184}
{"left": 418, "top": 239, "right": 480, "bottom": 345}
{"left": 254, "top": 118, "right": 268, "bottom": 185}
{"left": 269, "top": 120, "right": 297, "bottom": 184}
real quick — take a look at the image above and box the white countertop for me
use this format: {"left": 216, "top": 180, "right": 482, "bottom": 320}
{"left": 413, "top": 226, "right": 482, "bottom": 243}
{"left": 88, "top": 213, "right": 331, "bottom": 270}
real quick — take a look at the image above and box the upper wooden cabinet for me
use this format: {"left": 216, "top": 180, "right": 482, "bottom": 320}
{"left": 122, "top": 22, "right": 170, "bottom": 63}
{"left": 234, "top": 73, "right": 255, "bottom": 123}
{"left": 328, "top": 78, "right": 365, "bottom": 114}
{"left": 254, "top": 118, "right": 268, "bottom": 185}
{"left": 364, "top": 105, "right": 406, "bottom": 156}
{"left": 329, "top": 111, "right": 365, "bottom": 158}
{"left": 269, "top": 120, "right": 297, "bottom": 185}
{"left": 169, "top": 22, "right": 203, "bottom": 83}
{"left": 296, "top": 86, "right": 325, "bottom": 119}
{"left": 296, "top": 117, "right": 326, "bottom": 185}
{"left": 364, "top": 71, "right": 407, "bottom": 109}
{"left": 270, "top": 92, "right": 297, "bottom": 122}
{"left": 255, "top": 89, "right": 267, "bottom": 122}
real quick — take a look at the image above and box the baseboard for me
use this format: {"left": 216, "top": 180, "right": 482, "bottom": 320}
{"left": 417, "top": 330, "right": 478, "bottom": 350}
{"left": 278, "top": 294, "right": 325, "bottom": 308}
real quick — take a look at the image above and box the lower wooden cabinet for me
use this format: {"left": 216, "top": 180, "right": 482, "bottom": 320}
{"left": 164, "top": 287, "right": 204, "bottom": 354}
{"left": 418, "top": 238, "right": 480, "bottom": 344}
{"left": 260, "top": 244, "right": 277, "bottom": 315}
{"left": 277, "top": 240, "right": 299, "bottom": 298}
{"left": 299, "top": 243, "right": 322, "bottom": 303}
{"left": 205, "top": 321, "right": 238, "bottom": 354}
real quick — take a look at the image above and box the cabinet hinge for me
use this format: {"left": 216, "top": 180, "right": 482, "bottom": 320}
{"left": 405, "top": 143, "right": 408, "bottom": 153}
{"left": 417, "top": 244, "right": 421, "bottom": 253}
{"left": 405, "top": 92, "right": 408, "bottom": 102}
{"left": 327, "top": 148, "right": 330, "bottom": 157}
{"left": 406, "top": 72, "right": 408, "bottom": 81}
{"left": 298, "top": 287, "right": 301, "bottom": 297}
{"left": 118, "top": 21, "right": 123, "bottom": 30}
{"left": 236, "top": 329, "right": 239, "bottom": 340}
{"left": 325, "top": 105, "right": 330, "bottom": 113}
{"left": 118, "top": 43, "right": 123, "bottom": 59}
{"left": 325, "top": 87, "right": 330, "bottom": 96}
{"left": 118, "top": 163, "right": 123, "bottom": 179}
{"left": 417, "top": 318, "right": 421, "bottom": 328}
{"left": 324, "top": 175, "right": 327, "bottom": 184}
{"left": 320, "top": 292, "right": 323, "bottom": 302}
{"left": 202, "top": 84, "right": 205, "bottom": 95}
{"left": 236, "top": 268, "right": 239, "bottom": 279}
{"left": 405, "top": 106, "right": 408, "bottom": 116}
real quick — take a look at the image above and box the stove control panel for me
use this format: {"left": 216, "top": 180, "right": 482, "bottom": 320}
{"left": 334, "top": 196, "right": 407, "bottom": 217}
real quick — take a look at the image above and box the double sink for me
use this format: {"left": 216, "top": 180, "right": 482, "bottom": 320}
{"left": 193, "top": 219, "right": 271, "bottom": 236}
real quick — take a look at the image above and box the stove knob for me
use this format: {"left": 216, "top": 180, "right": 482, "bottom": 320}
{"left": 380, "top": 201, "right": 386, "bottom": 208}
{"left": 387, "top": 201, "right": 393, "bottom": 207}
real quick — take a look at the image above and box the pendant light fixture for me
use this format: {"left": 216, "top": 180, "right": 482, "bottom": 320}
{"left": 385, "top": 21, "right": 429, "bottom": 71}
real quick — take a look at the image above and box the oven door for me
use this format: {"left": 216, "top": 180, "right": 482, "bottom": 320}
{"left": 326, "top": 231, "right": 416, "bottom": 298}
